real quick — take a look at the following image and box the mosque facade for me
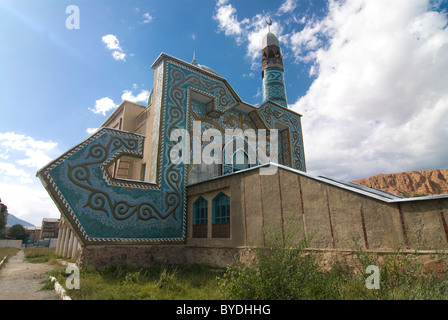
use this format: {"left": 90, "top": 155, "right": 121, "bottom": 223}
{"left": 38, "top": 29, "right": 448, "bottom": 268}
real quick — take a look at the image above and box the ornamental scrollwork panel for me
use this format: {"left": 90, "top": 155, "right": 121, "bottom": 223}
{"left": 37, "top": 58, "right": 239, "bottom": 245}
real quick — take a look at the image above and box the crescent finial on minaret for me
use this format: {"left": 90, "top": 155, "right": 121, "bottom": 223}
{"left": 265, "top": 17, "right": 272, "bottom": 32}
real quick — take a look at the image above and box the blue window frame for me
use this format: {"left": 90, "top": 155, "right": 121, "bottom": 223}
{"left": 193, "top": 197, "right": 208, "bottom": 225}
{"left": 232, "top": 150, "right": 249, "bottom": 172}
{"left": 212, "top": 193, "right": 230, "bottom": 224}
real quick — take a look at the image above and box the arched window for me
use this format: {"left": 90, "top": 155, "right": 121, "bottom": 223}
{"left": 188, "top": 163, "right": 221, "bottom": 184}
{"left": 232, "top": 150, "right": 249, "bottom": 172}
{"left": 193, "top": 197, "right": 207, "bottom": 238}
{"left": 222, "top": 139, "right": 257, "bottom": 175}
{"left": 212, "top": 192, "right": 230, "bottom": 238}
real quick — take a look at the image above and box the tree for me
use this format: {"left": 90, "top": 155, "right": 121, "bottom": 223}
{"left": 0, "top": 199, "right": 7, "bottom": 236}
{"left": 0, "top": 212, "right": 6, "bottom": 236}
{"left": 8, "top": 224, "right": 29, "bottom": 242}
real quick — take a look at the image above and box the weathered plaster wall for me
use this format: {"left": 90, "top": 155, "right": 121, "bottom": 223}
{"left": 240, "top": 167, "right": 448, "bottom": 252}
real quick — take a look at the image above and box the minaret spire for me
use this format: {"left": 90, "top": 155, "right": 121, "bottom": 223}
{"left": 266, "top": 17, "right": 272, "bottom": 32}
{"left": 261, "top": 19, "right": 288, "bottom": 108}
{"left": 191, "top": 51, "right": 198, "bottom": 65}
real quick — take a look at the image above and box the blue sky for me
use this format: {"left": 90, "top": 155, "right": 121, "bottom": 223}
{"left": 1, "top": 0, "right": 447, "bottom": 226}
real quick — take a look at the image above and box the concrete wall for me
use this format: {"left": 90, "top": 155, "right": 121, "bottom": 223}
{"left": 0, "top": 240, "right": 22, "bottom": 248}
{"left": 49, "top": 238, "right": 58, "bottom": 248}
{"left": 186, "top": 166, "right": 448, "bottom": 253}
{"left": 240, "top": 167, "right": 448, "bottom": 252}
{"left": 76, "top": 245, "right": 250, "bottom": 269}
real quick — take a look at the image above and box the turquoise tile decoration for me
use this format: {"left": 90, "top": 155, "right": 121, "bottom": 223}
{"left": 37, "top": 56, "right": 306, "bottom": 245}
{"left": 262, "top": 67, "right": 287, "bottom": 108}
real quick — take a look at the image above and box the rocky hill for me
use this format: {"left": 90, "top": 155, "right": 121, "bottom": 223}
{"left": 354, "top": 169, "right": 448, "bottom": 197}
{"left": 6, "top": 214, "right": 34, "bottom": 227}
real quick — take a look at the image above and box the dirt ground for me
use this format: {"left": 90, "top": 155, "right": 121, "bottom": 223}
{"left": 0, "top": 249, "right": 59, "bottom": 300}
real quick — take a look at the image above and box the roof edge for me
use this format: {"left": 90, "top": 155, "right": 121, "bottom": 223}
{"left": 187, "top": 163, "right": 448, "bottom": 203}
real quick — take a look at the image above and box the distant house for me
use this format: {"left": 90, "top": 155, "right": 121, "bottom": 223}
{"left": 40, "top": 218, "right": 59, "bottom": 239}
{"left": 25, "top": 226, "right": 42, "bottom": 243}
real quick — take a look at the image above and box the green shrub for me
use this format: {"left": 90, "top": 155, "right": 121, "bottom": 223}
{"left": 351, "top": 242, "right": 448, "bottom": 300}
{"left": 156, "top": 265, "right": 179, "bottom": 290}
{"left": 218, "top": 229, "right": 448, "bottom": 300}
{"left": 218, "top": 229, "right": 345, "bottom": 300}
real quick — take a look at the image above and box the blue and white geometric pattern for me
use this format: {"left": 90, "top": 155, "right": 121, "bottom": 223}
{"left": 262, "top": 67, "right": 287, "bottom": 108}
{"left": 37, "top": 54, "right": 306, "bottom": 245}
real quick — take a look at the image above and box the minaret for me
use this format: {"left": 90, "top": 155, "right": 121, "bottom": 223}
{"left": 261, "top": 21, "right": 288, "bottom": 108}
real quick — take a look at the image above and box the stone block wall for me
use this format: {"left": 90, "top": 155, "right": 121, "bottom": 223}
{"left": 76, "top": 245, "right": 251, "bottom": 269}
{"left": 240, "top": 167, "right": 448, "bottom": 252}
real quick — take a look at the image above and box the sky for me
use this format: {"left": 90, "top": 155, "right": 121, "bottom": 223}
{"left": 0, "top": 0, "right": 447, "bottom": 226}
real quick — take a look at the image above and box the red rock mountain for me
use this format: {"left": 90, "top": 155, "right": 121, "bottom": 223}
{"left": 353, "top": 169, "right": 448, "bottom": 197}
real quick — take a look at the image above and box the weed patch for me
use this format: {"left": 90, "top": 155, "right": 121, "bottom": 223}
{"left": 218, "top": 229, "right": 448, "bottom": 300}
{"left": 49, "top": 261, "right": 223, "bottom": 300}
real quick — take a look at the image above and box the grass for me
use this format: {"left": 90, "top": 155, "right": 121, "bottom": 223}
{"left": 31, "top": 233, "right": 448, "bottom": 300}
{"left": 48, "top": 261, "right": 224, "bottom": 300}
{"left": 24, "top": 248, "right": 61, "bottom": 264}
{"left": 44, "top": 242, "right": 448, "bottom": 300}
{"left": 0, "top": 247, "right": 20, "bottom": 260}
{"left": 0, "top": 247, "right": 20, "bottom": 269}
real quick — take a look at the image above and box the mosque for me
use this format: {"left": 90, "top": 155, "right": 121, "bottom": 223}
{"left": 38, "top": 27, "right": 448, "bottom": 268}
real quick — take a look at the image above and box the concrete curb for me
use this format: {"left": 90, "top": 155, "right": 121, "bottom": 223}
{"left": 0, "top": 255, "right": 7, "bottom": 269}
{"left": 49, "top": 276, "right": 72, "bottom": 300}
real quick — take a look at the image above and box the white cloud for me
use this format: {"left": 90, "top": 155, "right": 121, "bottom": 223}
{"left": 0, "top": 132, "right": 61, "bottom": 225}
{"left": 143, "top": 12, "right": 153, "bottom": 23}
{"left": 86, "top": 128, "right": 99, "bottom": 135}
{"left": 102, "top": 34, "right": 121, "bottom": 50}
{"left": 16, "top": 149, "right": 52, "bottom": 168}
{"left": 89, "top": 97, "right": 117, "bottom": 116}
{"left": 253, "top": 87, "right": 262, "bottom": 99}
{"left": 102, "top": 34, "right": 126, "bottom": 61}
{"left": 112, "top": 51, "right": 126, "bottom": 61}
{"left": 289, "top": 0, "right": 448, "bottom": 180}
{"left": 89, "top": 89, "right": 149, "bottom": 116}
{"left": 278, "top": 0, "right": 298, "bottom": 14}
{"left": 0, "top": 132, "right": 57, "bottom": 169}
{"left": 0, "top": 162, "right": 33, "bottom": 184}
{"left": 121, "top": 90, "right": 150, "bottom": 104}
{"left": 213, "top": 2, "right": 283, "bottom": 68}
{"left": 0, "top": 182, "right": 60, "bottom": 226}
{"left": 213, "top": 3, "right": 244, "bottom": 43}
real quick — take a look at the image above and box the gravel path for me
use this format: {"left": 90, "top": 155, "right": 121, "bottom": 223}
{"left": 0, "top": 249, "right": 58, "bottom": 300}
